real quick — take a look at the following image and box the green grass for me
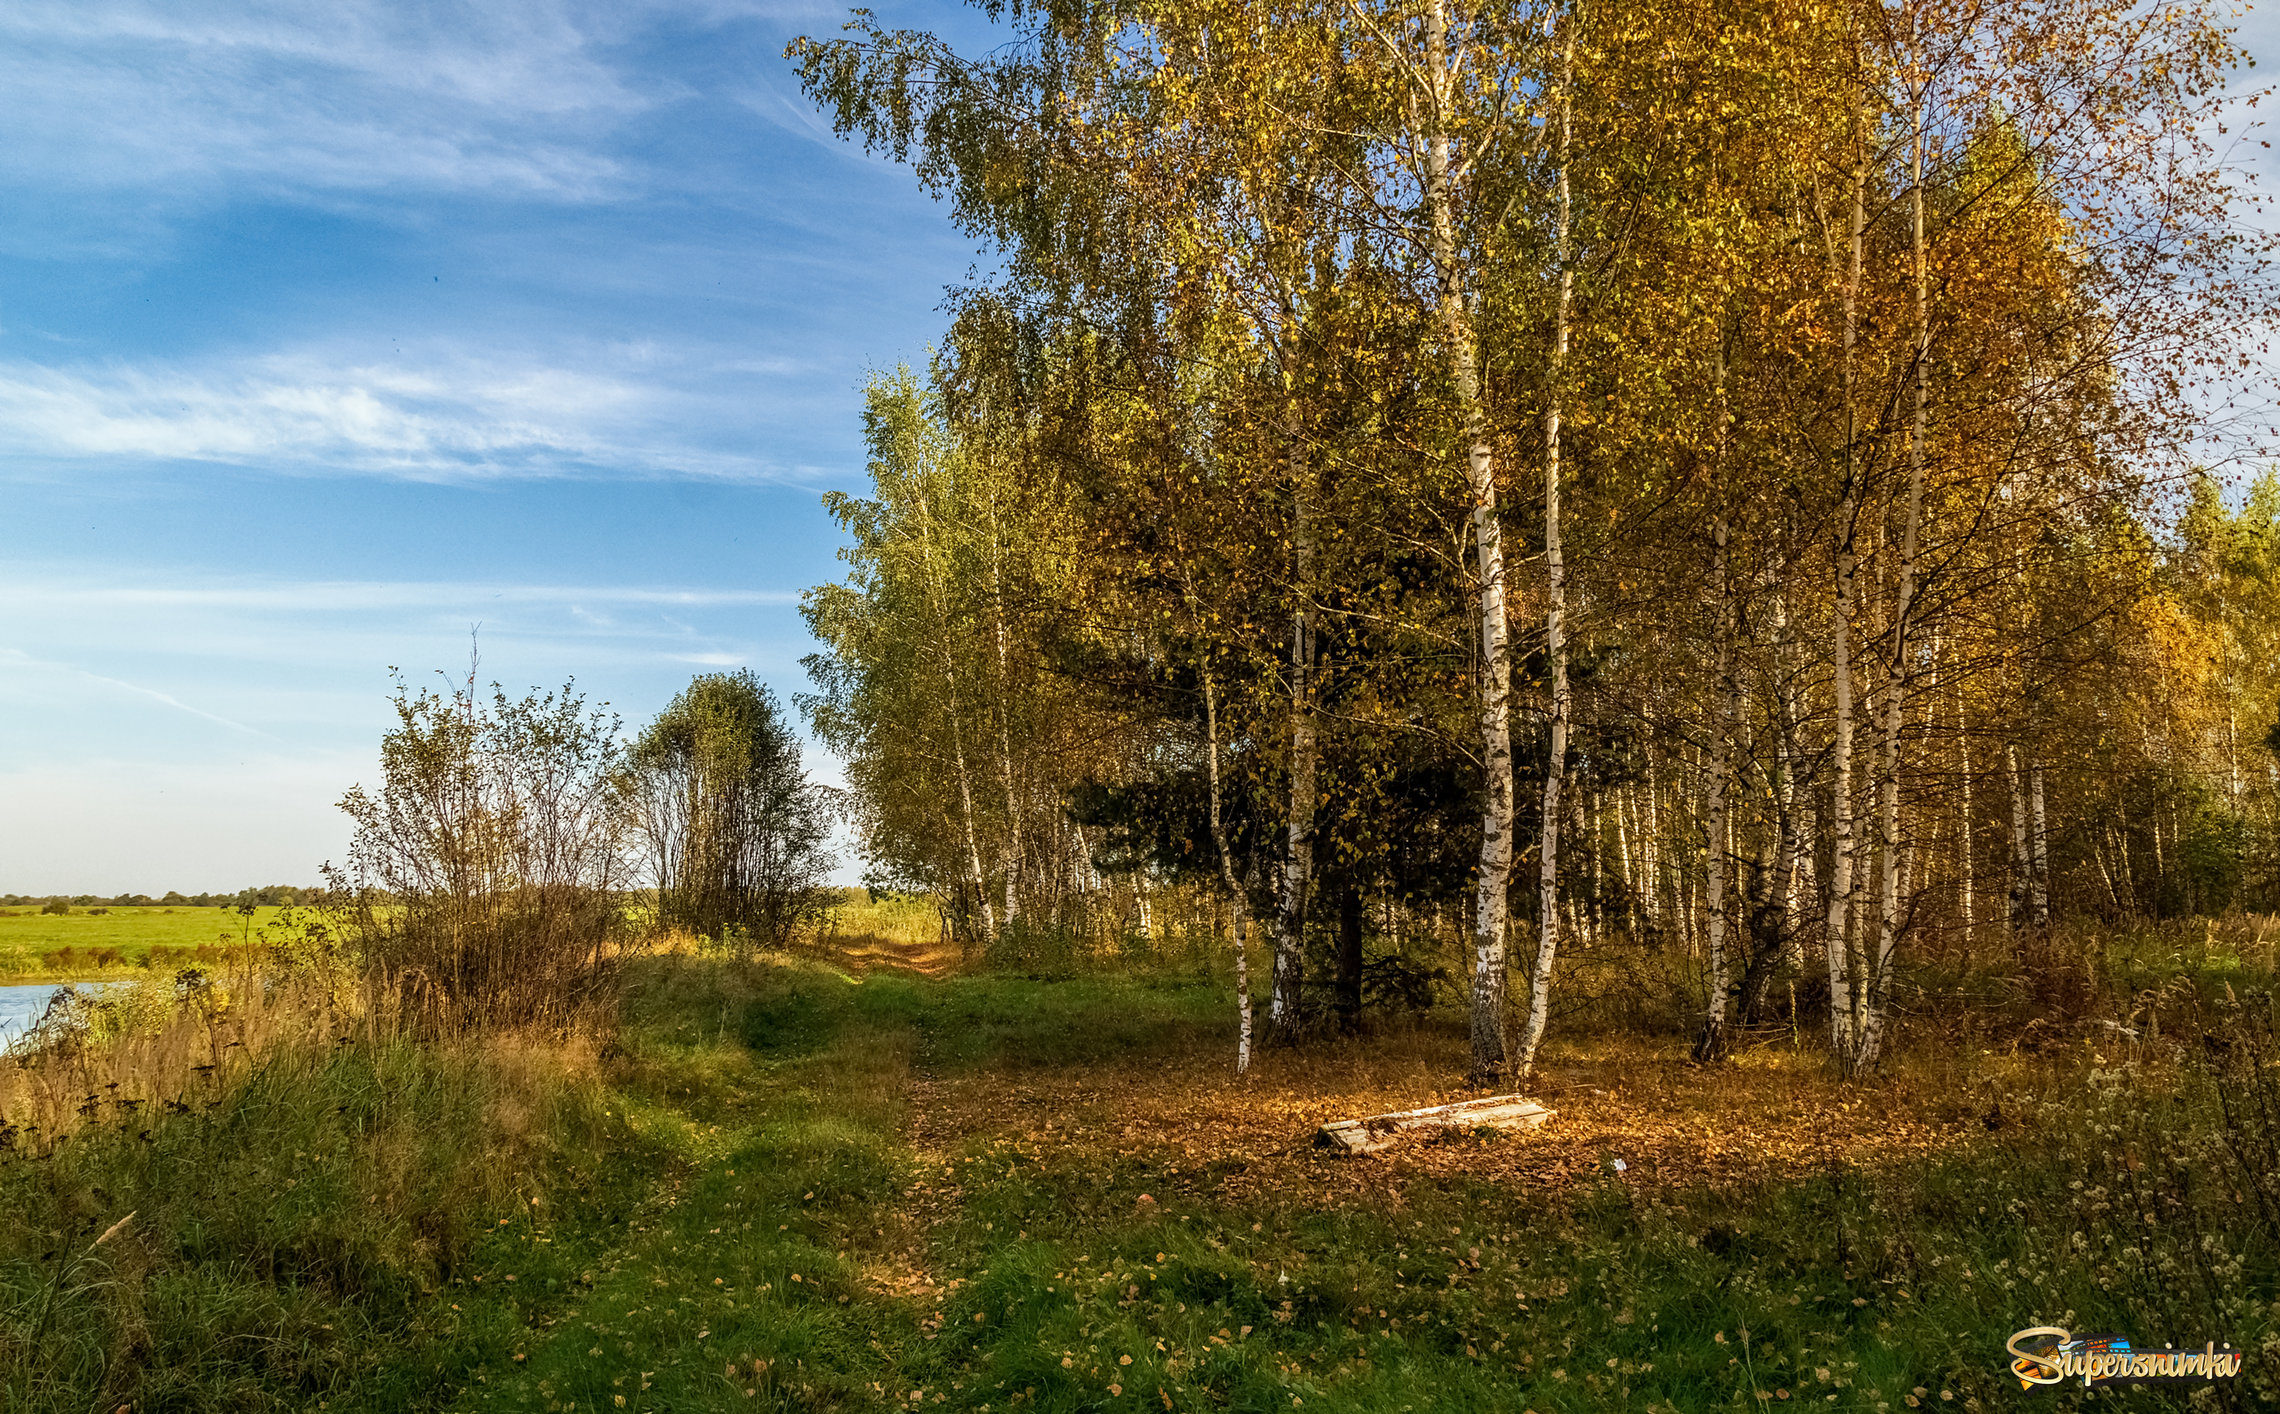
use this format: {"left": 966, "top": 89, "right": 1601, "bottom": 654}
{"left": 0, "top": 905, "right": 288, "bottom": 979}
{"left": 6, "top": 956, "right": 2277, "bottom": 1412}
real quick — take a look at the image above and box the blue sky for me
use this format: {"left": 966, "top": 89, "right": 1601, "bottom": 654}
{"left": 0, "top": 0, "right": 1008, "bottom": 893}
{"left": 2, "top": 1, "right": 2276, "bottom": 895}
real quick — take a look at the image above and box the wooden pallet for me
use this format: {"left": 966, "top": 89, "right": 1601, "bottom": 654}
{"left": 1314, "top": 1093, "right": 1554, "bottom": 1154}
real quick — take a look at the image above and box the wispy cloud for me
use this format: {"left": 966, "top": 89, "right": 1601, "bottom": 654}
{"left": 0, "top": 647, "right": 265, "bottom": 736}
{"left": 0, "top": 2, "right": 663, "bottom": 202}
{"left": 0, "top": 578, "right": 804, "bottom": 613}
{"left": 0, "top": 572, "right": 806, "bottom": 696}
{"left": 0, "top": 350, "right": 815, "bottom": 480}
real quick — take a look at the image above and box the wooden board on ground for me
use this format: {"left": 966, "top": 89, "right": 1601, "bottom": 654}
{"left": 1315, "top": 1093, "right": 1554, "bottom": 1154}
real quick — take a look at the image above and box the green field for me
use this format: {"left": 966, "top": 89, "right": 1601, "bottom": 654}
{"left": 0, "top": 905, "right": 287, "bottom": 981}
{"left": 0, "top": 894, "right": 938, "bottom": 984}
{"left": 7, "top": 951, "right": 2277, "bottom": 1411}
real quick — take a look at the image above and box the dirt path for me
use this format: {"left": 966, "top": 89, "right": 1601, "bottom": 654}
{"left": 822, "top": 932, "right": 960, "bottom": 978}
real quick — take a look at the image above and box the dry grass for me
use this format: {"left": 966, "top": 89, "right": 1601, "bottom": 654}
{"left": 822, "top": 891, "right": 948, "bottom": 950}
{"left": 0, "top": 959, "right": 642, "bottom": 1412}
{"left": 1, "top": 959, "right": 321, "bottom": 1146}
{"left": 0, "top": 960, "right": 616, "bottom": 1152}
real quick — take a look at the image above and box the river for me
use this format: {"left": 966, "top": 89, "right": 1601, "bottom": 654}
{"left": 0, "top": 981, "right": 89, "bottom": 1046}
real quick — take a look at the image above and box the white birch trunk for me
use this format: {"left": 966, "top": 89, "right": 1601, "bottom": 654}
{"left": 2008, "top": 743, "right": 2031, "bottom": 933}
{"left": 1825, "top": 97, "right": 1868, "bottom": 1061}
{"left": 913, "top": 475, "right": 996, "bottom": 942}
{"left": 987, "top": 498, "right": 1024, "bottom": 927}
{"left": 1273, "top": 415, "right": 1316, "bottom": 1031}
{"left": 1772, "top": 592, "right": 1808, "bottom": 970}
{"left": 2095, "top": 830, "right": 2122, "bottom": 912}
{"left": 1643, "top": 749, "right": 1665, "bottom": 940}
{"left": 1700, "top": 518, "right": 1736, "bottom": 1057}
{"left": 1588, "top": 792, "right": 1603, "bottom": 947}
{"left": 2030, "top": 761, "right": 2050, "bottom": 928}
{"left": 1421, "top": 0, "right": 1517, "bottom": 1083}
{"left": 1857, "top": 77, "right": 1932, "bottom": 1072}
{"left": 1512, "top": 0, "right": 1575, "bottom": 1081}
{"left": 1957, "top": 676, "right": 1974, "bottom": 948}
{"left": 1615, "top": 786, "right": 1636, "bottom": 937}
{"left": 1203, "top": 662, "right": 1253, "bottom": 1075}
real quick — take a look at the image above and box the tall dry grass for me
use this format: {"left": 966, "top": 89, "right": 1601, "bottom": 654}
{"left": 0, "top": 962, "right": 634, "bottom": 1411}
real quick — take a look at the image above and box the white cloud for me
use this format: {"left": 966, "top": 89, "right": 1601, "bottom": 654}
{"left": 0, "top": 578, "right": 802, "bottom": 613}
{"left": 0, "top": 349, "right": 810, "bottom": 480}
{"left": 0, "top": 1, "right": 663, "bottom": 201}
{"left": 0, "top": 0, "right": 896, "bottom": 208}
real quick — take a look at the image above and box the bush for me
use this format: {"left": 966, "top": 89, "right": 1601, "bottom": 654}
{"left": 37, "top": 901, "right": 68, "bottom": 917}
{"left": 979, "top": 917, "right": 1092, "bottom": 977}
{"left": 331, "top": 667, "right": 629, "bottom": 1027}
{"left": 629, "top": 671, "right": 837, "bottom": 952}
{"left": 35, "top": 946, "right": 131, "bottom": 975}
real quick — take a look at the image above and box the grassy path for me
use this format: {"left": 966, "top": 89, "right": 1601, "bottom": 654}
{"left": 404, "top": 958, "right": 2031, "bottom": 1414}
{"left": 440, "top": 962, "right": 928, "bottom": 1411}
{"left": 12, "top": 951, "right": 2272, "bottom": 1410}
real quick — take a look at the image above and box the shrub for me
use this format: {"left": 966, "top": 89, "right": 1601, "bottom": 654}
{"left": 332, "top": 667, "right": 629, "bottom": 1027}
{"left": 628, "top": 671, "right": 837, "bottom": 952}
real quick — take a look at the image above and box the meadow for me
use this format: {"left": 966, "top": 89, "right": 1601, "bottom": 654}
{"left": 3, "top": 919, "right": 2275, "bottom": 1413}
{"left": 0, "top": 905, "right": 287, "bottom": 982}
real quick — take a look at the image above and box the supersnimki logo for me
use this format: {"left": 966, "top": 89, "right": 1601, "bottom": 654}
{"left": 2005, "top": 1327, "right": 2246, "bottom": 1390}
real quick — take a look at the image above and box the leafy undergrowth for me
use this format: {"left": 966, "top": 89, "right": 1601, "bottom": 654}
{"left": 7, "top": 955, "right": 2277, "bottom": 1412}
{"left": 451, "top": 958, "right": 2280, "bottom": 1413}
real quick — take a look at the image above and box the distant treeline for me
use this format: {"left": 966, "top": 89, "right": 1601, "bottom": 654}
{"left": 0, "top": 885, "right": 321, "bottom": 910}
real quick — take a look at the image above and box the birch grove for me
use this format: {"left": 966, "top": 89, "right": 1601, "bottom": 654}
{"left": 791, "top": 0, "right": 2277, "bottom": 1077}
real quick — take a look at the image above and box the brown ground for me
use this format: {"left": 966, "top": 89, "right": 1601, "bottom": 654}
{"left": 826, "top": 931, "right": 960, "bottom": 978}
{"left": 817, "top": 935, "right": 1993, "bottom": 1205}
{"left": 908, "top": 1042, "right": 1981, "bottom": 1209}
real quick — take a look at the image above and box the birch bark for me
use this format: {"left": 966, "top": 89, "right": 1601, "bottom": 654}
{"left": 1272, "top": 419, "right": 1317, "bottom": 1033}
{"left": 1203, "top": 662, "right": 1253, "bottom": 1074}
{"left": 1825, "top": 94, "right": 1868, "bottom": 1060}
{"left": 2030, "top": 761, "right": 2051, "bottom": 927}
{"left": 1418, "top": 0, "right": 1517, "bottom": 1083}
{"left": 2008, "top": 743, "right": 2032, "bottom": 932}
{"left": 912, "top": 467, "right": 996, "bottom": 942}
{"left": 1772, "top": 592, "right": 1809, "bottom": 970}
{"left": 1699, "top": 514, "right": 1736, "bottom": 1057}
{"left": 1859, "top": 71, "right": 1931, "bottom": 1071}
{"left": 1957, "top": 676, "right": 1974, "bottom": 948}
{"left": 1513, "top": 0, "right": 1576, "bottom": 1081}
{"left": 986, "top": 486, "right": 1023, "bottom": 926}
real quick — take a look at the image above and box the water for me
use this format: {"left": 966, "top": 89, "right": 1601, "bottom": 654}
{"left": 0, "top": 982, "right": 82, "bottom": 1045}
